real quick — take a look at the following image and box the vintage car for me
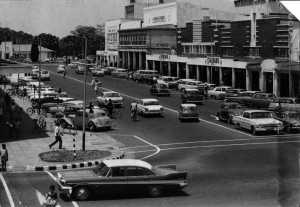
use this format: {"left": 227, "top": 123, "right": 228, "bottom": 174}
{"left": 111, "top": 68, "right": 128, "bottom": 78}
{"left": 268, "top": 97, "right": 300, "bottom": 112}
{"left": 137, "top": 98, "right": 164, "bottom": 117}
{"left": 56, "top": 159, "right": 188, "bottom": 200}
{"left": 97, "top": 92, "right": 124, "bottom": 107}
{"left": 181, "top": 89, "right": 203, "bottom": 104}
{"left": 150, "top": 83, "right": 171, "bottom": 96}
{"left": 56, "top": 112, "right": 74, "bottom": 129}
{"left": 132, "top": 70, "right": 159, "bottom": 84}
{"left": 91, "top": 68, "right": 104, "bottom": 77}
{"left": 157, "top": 76, "right": 179, "bottom": 89}
{"left": 178, "top": 104, "right": 199, "bottom": 121}
{"left": 75, "top": 64, "right": 85, "bottom": 74}
{"left": 103, "top": 67, "right": 116, "bottom": 76}
{"left": 57, "top": 65, "right": 66, "bottom": 73}
{"left": 217, "top": 102, "right": 244, "bottom": 124}
{"left": 218, "top": 88, "right": 246, "bottom": 100}
{"left": 41, "top": 98, "right": 78, "bottom": 113}
{"left": 232, "top": 110, "right": 283, "bottom": 135}
{"left": 224, "top": 91, "right": 260, "bottom": 103}
{"left": 207, "top": 86, "right": 233, "bottom": 99}
{"left": 69, "top": 109, "right": 114, "bottom": 131}
{"left": 273, "top": 111, "right": 300, "bottom": 133}
{"left": 242, "top": 92, "right": 276, "bottom": 109}
{"left": 49, "top": 105, "right": 82, "bottom": 118}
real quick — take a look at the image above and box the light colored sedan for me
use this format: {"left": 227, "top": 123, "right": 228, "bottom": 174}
{"left": 57, "top": 65, "right": 66, "bottom": 73}
{"left": 137, "top": 98, "right": 164, "bottom": 117}
{"left": 97, "top": 92, "right": 123, "bottom": 107}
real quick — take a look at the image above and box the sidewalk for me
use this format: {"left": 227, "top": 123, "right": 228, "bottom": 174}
{"left": 0, "top": 85, "right": 128, "bottom": 172}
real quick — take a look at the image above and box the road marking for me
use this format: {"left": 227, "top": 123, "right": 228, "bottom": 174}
{"left": 45, "top": 171, "right": 79, "bottom": 207}
{"left": 133, "top": 135, "right": 160, "bottom": 159}
{"left": 0, "top": 174, "right": 15, "bottom": 207}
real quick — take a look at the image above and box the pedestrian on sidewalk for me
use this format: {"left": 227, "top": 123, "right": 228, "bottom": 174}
{"left": 1, "top": 144, "right": 8, "bottom": 172}
{"left": 45, "top": 185, "right": 59, "bottom": 207}
{"left": 49, "top": 122, "right": 63, "bottom": 149}
{"left": 63, "top": 69, "right": 67, "bottom": 78}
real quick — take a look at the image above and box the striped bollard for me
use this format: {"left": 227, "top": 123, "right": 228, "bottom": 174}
{"left": 73, "top": 132, "right": 76, "bottom": 160}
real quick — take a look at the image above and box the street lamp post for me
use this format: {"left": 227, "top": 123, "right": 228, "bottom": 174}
{"left": 38, "top": 38, "right": 42, "bottom": 114}
{"left": 82, "top": 37, "right": 87, "bottom": 151}
{"left": 288, "top": 18, "right": 293, "bottom": 97}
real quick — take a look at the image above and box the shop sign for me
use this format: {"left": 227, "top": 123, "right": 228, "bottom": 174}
{"left": 159, "top": 53, "right": 170, "bottom": 60}
{"left": 205, "top": 57, "right": 222, "bottom": 65}
{"left": 153, "top": 16, "right": 166, "bottom": 23}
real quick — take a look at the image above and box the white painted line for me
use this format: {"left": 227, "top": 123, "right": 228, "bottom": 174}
{"left": 210, "top": 115, "right": 219, "bottom": 120}
{"left": 0, "top": 173, "right": 15, "bottom": 207}
{"left": 133, "top": 135, "right": 160, "bottom": 159}
{"left": 45, "top": 171, "right": 79, "bottom": 207}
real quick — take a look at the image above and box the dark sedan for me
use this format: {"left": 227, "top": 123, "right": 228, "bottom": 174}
{"left": 274, "top": 111, "right": 300, "bottom": 133}
{"left": 217, "top": 102, "right": 244, "bottom": 124}
{"left": 150, "top": 83, "right": 171, "bottom": 96}
{"left": 56, "top": 159, "right": 188, "bottom": 201}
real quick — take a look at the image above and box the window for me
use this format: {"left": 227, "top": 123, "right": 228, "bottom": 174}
{"left": 222, "top": 47, "right": 233, "bottom": 57}
{"left": 274, "top": 48, "right": 289, "bottom": 59}
{"left": 126, "top": 167, "right": 153, "bottom": 176}
{"left": 245, "top": 47, "right": 260, "bottom": 58}
{"left": 111, "top": 167, "right": 126, "bottom": 177}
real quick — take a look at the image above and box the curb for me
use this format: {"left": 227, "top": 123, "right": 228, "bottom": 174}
{"left": 26, "top": 151, "right": 125, "bottom": 172}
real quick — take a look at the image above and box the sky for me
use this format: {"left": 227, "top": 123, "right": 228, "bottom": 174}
{"left": 0, "top": 0, "right": 127, "bottom": 38}
{"left": 0, "top": 0, "right": 299, "bottom": 39}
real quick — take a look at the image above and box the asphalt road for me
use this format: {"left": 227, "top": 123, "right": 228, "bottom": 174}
{"left": 1, "top": 64, "right": 300, "bottom": 207}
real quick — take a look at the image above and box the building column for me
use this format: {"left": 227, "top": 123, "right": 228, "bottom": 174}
{"left": 139, "top": 52, "right": 143, "bottom": 69}
{"left": 246, "top": 70, "right": 251, "bottom": 91}
{"left": 219, "top": 67, "right": 223, "bottom": 85}
{"left": 117, "top": 53, "right": 120, "bottom": 68}
{"left": 259, "top": 71, "right": 264, "bottom": 92}
{"left": 232, "top": 68, "right": 236, "bottom": 88}
{"left": 133, "top": 52, "right": 137, "bottom": 70}
{"left": 206, "top": 66, "right": 211, "bottom": 83}
{"left": 168, "top": 62, "right": 171, "bottom": 76}
{"left": 128, "top": 52, "right": 131, "bottom": 70}
{"left": 186, "top": 64, "right": 190, "bottom": 79}
{"left": 146, "top": 59, "right": 149, "bottom": 70}
{"left": 273, "top": 72, "right": 279, "bottom": 97}
{"left": 177, "top": 62, "right": 180, "bottom": 78}
{"left": 122, "top": 52, "right": 125, "bottom": 68}
{"left": 153, "top": 61, "right": 156, "bottom": 71}
{"left": 196, "top": 65, "right": 200, "bottom": 81}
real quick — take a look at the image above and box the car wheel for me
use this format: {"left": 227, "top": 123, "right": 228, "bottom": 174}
{"left": 227, "top": 117, "right": 232, "bottom": 124}
{"left": 73, "top": 186, "right": 90, "bottom": 201}
{"left": 148, "top": 186, "right": 162, "bottom": 197}
{"left": 251, "top": 126, "right": 256, "bottom": 135}
{"left": 217, "top": 113, "right": 221, "bottom": 120}
{"left": 88, "top": 122, "right": 96, "bottom": 132}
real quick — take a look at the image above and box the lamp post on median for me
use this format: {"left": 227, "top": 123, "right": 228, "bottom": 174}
{"left": 82, "top": 37, "right": 87, "bottom": 151}
{"left": 288, "top": 16, "right": 293, "bottom": 97}
{"left": 38, "top": 38, "right": 42, "bottom": 114}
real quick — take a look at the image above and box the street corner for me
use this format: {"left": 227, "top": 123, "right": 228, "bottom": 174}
{"left": 26, "top": 149, "right": 125, "bottom": 172}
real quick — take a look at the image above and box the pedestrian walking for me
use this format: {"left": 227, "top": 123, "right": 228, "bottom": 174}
{"left": 89, "top": 102, "right": 94, "bottom": 114}
{"left": 94, "top": 80, "right": 99, "bottom": 94}
{"left": 204, "top": 83, "right": 209, "bottom": 100}
{"left": 49, "top": 122, "right": 63, "bottom": 149}
{"left": 57, "top": 88, "right": 62, "bottom": 93}
{"left": 1, "top": 144, "right": 8, "bottom": 172}
{"left": 14, "top": 119, "right": 21, "bottom": 138}
{"left": 63, "top": 69, "right": 67, "bottom": 78}
{"left": 45, "top": 185, "right": 59, "bottom": 207}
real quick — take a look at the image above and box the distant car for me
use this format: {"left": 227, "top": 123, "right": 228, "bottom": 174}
{"left": 132, "top": 70, "right": 159, "bottom": 84}
{"left": 176, "top": 79, "right": 196, "bottom": 92}
{"left": 243, "top": 92, "right": 277, "bottom": 109}
{"left": 97, "top": 92, "right": 124, "bottom": 107}
{"left": 69, "top": 109, "right": 114, "bottom": 131}
{"left": 268, "top": 97, "right": 300, "bottom": 112}
{"left": 207, "top": 86, "right": 233, "bottom": 99}
{"left": 232, "top": 110, "right": 283, "bottom": 135}
{"left": 76, "top": 64, "right": 85, "bottom": 74}
{"left": 224, "top": 91, "right": 260, "bottom": 104}
{"left": 218, "top": 88, "right": 246, "bottom": 100}
{"left": 181, "top": 89, "right": 203, "bottom": 104}
{"left": 56, "top": 159, "right": 188, "bottom": 200}
{"left": 57, "top": 65, "right": 66, "bottom": 73}
{"left": 24, "top": 58, "right": 32, "bottom": 63}
{"left": 157, "top": 76, "right": 179, "bottom": 88}
{"left": 48, "top": 105, "right": 82, "bottom": 118}
{"left": 178, "top": 104, "right": 199, "bottom": 121}
{"left": 150, "top": 83, "right": 171, "bottom": 96}
{"left": 103, "top": 67, "right": 116, "bottom": 76}
{"left": 111, "top": 68, "right": 128, "bottom": 78}
{"left": 273, "top": 111, "right": 300, "bottom": 133}
{"left": 137, "top": 98, "right": 164, "bottom": 117}
{"left": 91, "top": 68, "right": 105, "bottom": 77}
{"left": 31, "top": 68, "right": 39, "bottom": 79}
{"left": 68, "top": 62, "right": 78, "bottom": 69}
{"left": 217, "top": 102, "right": 244, "bottom": 124}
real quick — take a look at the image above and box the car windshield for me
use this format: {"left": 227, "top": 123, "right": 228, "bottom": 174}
{"left": 144, "top": 101, "right": 159, "bottom": 106}
{"left": 229, "top": 104, "right": 241, "bottom": 109}
{"left": 183, "top": 107, "right": 197, "bottom": 112}
{"left": 104, "top": 93, "right": 120, "bottom": 98}
{"left": 92, "top": 111, "right": 107, "bottom": 117}
{"left": 92, "top": 163, "right": 110, "bottom": 176}
{"left": 288, "top": 113, "right": 300, "bottom": 119}
{"left": 158, "top": 84, "right": 168, "bottom": 89}
{"left": 251, "top": 112, "right": 272, "bottom": 119}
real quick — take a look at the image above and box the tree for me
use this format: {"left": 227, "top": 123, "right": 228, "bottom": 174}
{"left": 37, "top": 33, "right": 60, "bottom": 56}
{"left": 30, "top": 40, "right": 39, "bottom": 63}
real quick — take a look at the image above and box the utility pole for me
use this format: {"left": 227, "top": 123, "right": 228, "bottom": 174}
{"left": 38, "top": 38, "right": 42, "bottom": 114}
{"left": 288, "top": 17, "right": 293, "bottom": 97}
{"left": 82, "top": 37, "right": 87, "bottom": 151}
{"left": 210, "top": 37, "right": 213, "bottom": 83}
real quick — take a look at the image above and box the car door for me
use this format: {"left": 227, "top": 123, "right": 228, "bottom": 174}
{"left": 241, "top": 112, "right": 250, "bottom": 129}
{"left": 125, "top": 167, "right": 152, "bottom": 193}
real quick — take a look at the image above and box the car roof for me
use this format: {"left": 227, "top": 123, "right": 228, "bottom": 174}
{"left": 103, "top": 159, "right": 152, "bottom": 170}
{"left": 141, "top": 98, "right": 159, "bottom": 102}
{"left": 103, "top": 91, "right": 118, "bottom": 94}
{"left": 64, "top": 100, "right": 83, "bottom": 104}
{"left": 244, "top": 110, "right": 270, "bottom": 113}
{"left": 181, "top": 103, "right": 197, "bottom": 107}
{"left": 179, "top": 79, "right": 195, "bottom": 81}
{"left": 184, "top": 89, "right": 199, "bottom": 91}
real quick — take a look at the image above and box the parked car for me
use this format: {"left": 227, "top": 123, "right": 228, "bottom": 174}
{"left": 49, "top": 105, "right": 82, "bottom": 118}
{"left": 198, "top": 83, "right": 216, "bottom": 90}
{"left": 56, "top": 159, "right": 188, "bottom": 200}
{"left": 150, "top": 83, "right": 171, "bottom": 96}
{"left": 176, "top": 79, "right": 195, "bottom": 92}
{"left": 39, "top": 70, "right": 51, "bottom": 81}
{"left": 207, "top": 86, "right": 233, "bottom": 99}
{"left": 181, "top": 89, "right": 203, "bottom": 104}
{"left": 157, "top": 76, "right": 179, "bottom": 88}
{"left": 273, "top": 111, "right": 300, "bottom": 133}
{"left": 137, "top": 98, "right": 164, "bottom": 117}
{"left": 69, "top": 109, "right": 114, "bottom": 131}
{"left": 268, "top": 97, "right": 300, "bottom": 112}
{"left": 56, "top": 112, "right": 74, "bottom": 129}
{"left": 97, "top": 92, "right": 124, "bottom": 107}
{"left": 91, "top": 68, "right": 104, "bottom": 77}
{"left": 111, "top": 68, "right": 128, "bottom": 78}
{"left": 224, "top": 91, "right": 260, "bottom": 103}
{"left": 41, "top": 99, "right": 81, "bottom": 113}
{"left": 242, "top": 92, "right": 276, "bottom": 109}
{"left": 31, "top": 68, "right": 39, "bottom": 79}
{"left": 76, "top": 64, "right": 85, "bottom": 74}
{"left": 68, "top": 62, "right": 79, "bottom": 69}
{"left": 132, "top": 70, "right": 159, "bottom": 84}
{"left": 103, "top": 67, "right": 116, "bottom": 76}
{"left": 232, "top": 110, "right": 283, "bottom": 135}
{"left": 216, "top": 102, "right": 244, "bottom": 124}
{"left": 178, "top": 104, "right": 199, "bottom": 121}
{"left": 218, "top": 88, "right": 246, "bottom": 100}
{"left": 57, "top": 65, "right": 66, "bottom": 73}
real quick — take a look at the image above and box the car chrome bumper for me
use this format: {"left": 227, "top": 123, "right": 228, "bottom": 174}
{"left": 56, "top": 180, "right": 72, "bottom": 195}
{"left": 256, "top": 126, "right": 283, "bottom": 132}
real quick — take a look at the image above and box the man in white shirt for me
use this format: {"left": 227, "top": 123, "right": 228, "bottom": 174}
{"left": 49, "top": 122, "right": 63, "bottom": 149}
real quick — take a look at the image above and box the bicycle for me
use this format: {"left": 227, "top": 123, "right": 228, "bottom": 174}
{"left": 27, "top": 103, "right": 47, "bottom": 116}
{"left": 103, "top": 107, "right": 122, "bottom": 119}
{"left": 131, "top": 109, "right": 137, "bottom": 122}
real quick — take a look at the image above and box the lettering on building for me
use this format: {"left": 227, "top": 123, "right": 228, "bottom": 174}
{"left": 153, "top": 16, "right": 166, "bottom": 23}
{"left": 205, "top": 57, "right": 222, "bottom": 65}
{"left": 159, "top": 54, "right": 170, "bottom": 60}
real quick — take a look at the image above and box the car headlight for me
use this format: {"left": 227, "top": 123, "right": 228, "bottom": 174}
{"left": 145, "top": 108, "right": 149, "bottom": 112}
{"left": 278, "top": 122, "right": 283, "bottom": 127}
